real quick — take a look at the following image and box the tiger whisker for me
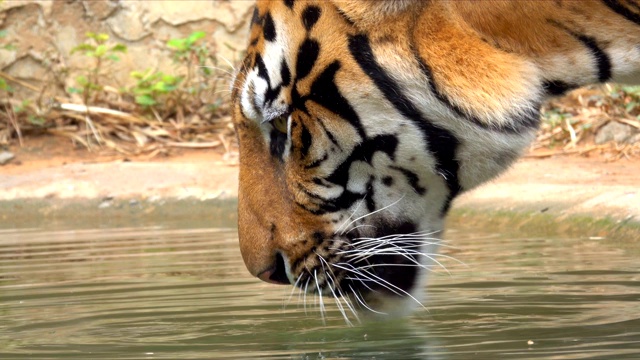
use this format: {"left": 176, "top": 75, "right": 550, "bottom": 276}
{"left": 318, "top": 254, "right": 360, "bottom": 324}
{"left": 349, "top": 231, "right": 442, "bottom": 243}
{"left": 339, "top": 194, "right": 406, "bottom": 236}
{"left": 303, "top": 277, "right": 310, "bottom": 315}
{"left": 335, "top": 261, "right": 427, "bottom": 310}
{"left": 344, "top": 244, "right": 449, "bottom": 274}
{"left": 350, "top": 286, "right": 387, "bottom": 315}
{"left": 199, "top": 65, "right": 236, "bottom": 78}
{"left": 286, "top": 272, "right": 304, "bottom": 308}
{"left": 332, "top": 262, "right": 404, "bottom": 298}
{"left": 345, "top": 224, "right": 377, "bottom": 235}
{"left": 325, "top": 270, "right": 353, "bottom": 325}
{"left": 214, "top": 53, "right": 237, "bottom": 73}
{"left": 314, "top": 269, "right": 326, "bottom": 324}
{"left": 334, "top": 196, "right": 367, "bottom": 235}
{"left": 337, "top": 285, "right": 360, "bottom": 322}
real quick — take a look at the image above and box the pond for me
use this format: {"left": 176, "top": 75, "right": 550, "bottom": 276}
{"left": 1, "top": 203, "right": 639, "bottom": 359}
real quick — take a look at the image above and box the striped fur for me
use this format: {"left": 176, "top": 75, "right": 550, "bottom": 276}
{"left": 231, "top": 0, "right": 640, "bottom": 317}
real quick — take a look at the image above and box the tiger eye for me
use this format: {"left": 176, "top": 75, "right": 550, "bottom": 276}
{"left": 273, "top": 115, "right": 288, "bottom": 134}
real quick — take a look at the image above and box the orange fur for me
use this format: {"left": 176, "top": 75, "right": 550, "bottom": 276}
{"left": 232, "top": 0, "right": 640, "bottom": 307}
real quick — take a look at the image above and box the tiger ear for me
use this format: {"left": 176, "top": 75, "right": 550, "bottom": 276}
{"left": 332, "top": 0, "right": 421, "bottom": 26}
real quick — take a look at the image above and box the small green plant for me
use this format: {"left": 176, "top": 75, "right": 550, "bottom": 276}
{"left": 13, "top": 100, "right": 45, "bottom": 126}
{"left": 69, "top": 32, "right": 127, "bottom": 105}
{"left": 542, "top": 108, "right": 571, "bottom": 129}
{"left": 619, "top": 85, "right": 640, "bottom": 117}
{"left": 0, "top": 77, "right": 10, "bottom": 94}
{"left": 128, "top": 31, "right": 223, "bottom": 119}
{"left": 166, "top": 31, "right": 218, "bottom": 106}
{"left": 130, "top": 69, "right": 183, "bottom": 108}
{"left": 0, "top": 29, "right": 15, "bottom": 94}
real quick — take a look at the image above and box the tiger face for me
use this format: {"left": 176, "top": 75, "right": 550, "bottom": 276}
{"left": 231, "top": 0, "right": 640, "bottom": 317}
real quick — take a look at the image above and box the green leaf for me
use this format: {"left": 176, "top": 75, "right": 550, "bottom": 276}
{"left": 135, "top": 94, "right": 157, "bottom": 106}
{"left": 0, "top": 30, "right": 7, "bottom": 38}
{"left": 95, "top": 44, "right": 108, "bottom": 57}
{"left": 107, "top": 54, "right": 121, "bottom": 62}
{"left": 97, "top": 33, "right": 109, "bottom": 42}
{"left": 0, "top": 78, "right": 12, "bottom": 92}
{"left": 622, "top": 85, "right": 640, "bottom": 94}
{"left": 167, "top": 38, "right": 187, "bottom": 51}
{"left": 153, "top": 81, "right": 178, "bottom": 93}
{"left": 161, "top": 74, "right": 176, "bottom": 83}
{"left": 67, "top": 87, "right": 84, "bottom": 94}
{"left": 71, "top": 43, "right": 95, "bottom": 54}
{"left": 28, "top": 115, "right": 46, "bottom": 126}
{"left": 110, "top": 44, "right": 128, "bottom": 53}
{"left": 186, "top": 31, "right": 206, "bottom": 45}
{"left": 132, "top": 87, "right": 153, "bottom": 95}
{"left": 86, "top": 32, "right": 110, "bottom": 44}
{"left": 130, "top": 70, "right": 146, "bottom": 79}
{"left": 161, "top": 74, "right": 182, "bottom": 85}
{"left": 76, "top": 75, "right": 89, "bottom": 86}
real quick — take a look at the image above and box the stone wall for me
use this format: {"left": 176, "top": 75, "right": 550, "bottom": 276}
{"left": 0, "top": 0, "right": 254, "bottom": 97}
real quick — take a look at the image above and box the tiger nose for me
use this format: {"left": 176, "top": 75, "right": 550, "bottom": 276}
{"left": 256, "top": 252, "right": 291, "bottom": 285}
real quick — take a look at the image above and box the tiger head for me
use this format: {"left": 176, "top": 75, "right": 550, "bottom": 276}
{"left": 230, "top": 0, "right": 543, "bottom": 317}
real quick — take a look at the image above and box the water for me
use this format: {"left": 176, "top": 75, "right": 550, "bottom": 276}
{"left": 1, "top": 210, "right": 639, "bottom": 359}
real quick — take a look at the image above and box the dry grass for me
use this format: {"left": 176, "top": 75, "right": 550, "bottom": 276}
{"left": 531, "top": 85, "right": 640, "bottom": 160}
{"left": 1, "top": 69, "right": 638, "bottom": 160}
{"left": 0, "top": 69, "right": 236, "bottom": 158}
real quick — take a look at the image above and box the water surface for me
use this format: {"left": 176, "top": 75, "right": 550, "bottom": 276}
{"left": 1, "top": 212, "right": 639, "bottom": 359}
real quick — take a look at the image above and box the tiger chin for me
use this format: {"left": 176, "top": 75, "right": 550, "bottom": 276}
{"left": 230, "top": 0, "right": 640, "bottom": 320}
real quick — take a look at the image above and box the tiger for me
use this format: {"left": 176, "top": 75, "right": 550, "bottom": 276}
{"left": 230, "top": 0, "right": 640, "bottom": 319}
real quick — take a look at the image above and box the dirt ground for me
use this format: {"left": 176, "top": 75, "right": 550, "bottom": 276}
{"left": 2, "top": 136, "right": 639, "bottom": 229}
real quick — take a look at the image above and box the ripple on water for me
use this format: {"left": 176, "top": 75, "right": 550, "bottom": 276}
{"left": 0, "top": 220, "right": 639, "bottom": 359}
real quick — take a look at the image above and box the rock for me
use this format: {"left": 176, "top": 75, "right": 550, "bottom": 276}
{"left": 595, "top": 121, "right": 640, "bottom": 144}
{"left": 0, "top": 151, "right": 15, "bottom": 165}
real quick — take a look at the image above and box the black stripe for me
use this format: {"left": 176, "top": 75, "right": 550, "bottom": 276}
{"left": 348, "top": 34, "right": 462, "bottom": 215}
{"left": 574, "top": 34, "right": 612, "bottom": 82}
{"left": 314, "top": 135, "right": 398, "bottom": 213}
{"left": 264, "top": 59, "right": 292, "bottom": 106}
{"left": 299, "top": 123, "right": 312, "bottom": 158}
{"left": 297, "top": 183, "right": 334, "bottom": 203}
{"left": 269, "top": 130, "right": 287, "bottom": 159}
{"left": 325, "top": 134, "right": 398, "bottom": 187}
{"left": 304, "top": 153, "right": 328, "bottom": 169}
{"left": 389, "top": 166, "right": 426, "bottom": 196}
{"left": 336, "top": 9, "right": 356, "bottom": 26}
{"left": 302, "top": 6, "right": 322, "bottom": 31}
{"left": 414, "top": 55, "right": 539, "bottom": 132}
{"left": 603, "top": 0, "right": 640, "bottom": 25}
{"left": 296, "top": 39, "right": 320, "bottom": 80}
{"left": 543, "top": 80, "right": 578, "bottom": 96}
{"left": 552, "top": 22, "right": 613, "bottom": 83}
{"left": 317, "top": 117, "right": 342, "bottom": 151}
{"left": 263, "top": 12, "right": 277, "bottom": 42}
{"left": 251, "top": 7, "right": 260, "bottom": 26}
{"left": 365, "top": 176, "right": 376, "bottom": 212}
{"left": 284, "top": 0, "right": 295, "bottom": 9}
{"left": 292, "top": 135, "right": 399, "bottom": 216}
{"left": 307, "top": 61, "right": 367, "bottom": 139}
{"left": 255, "top": 54, "right": 271, "bottom": 86}
{"left": 280, "top": 59, "right": 291, "bottom": 87}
